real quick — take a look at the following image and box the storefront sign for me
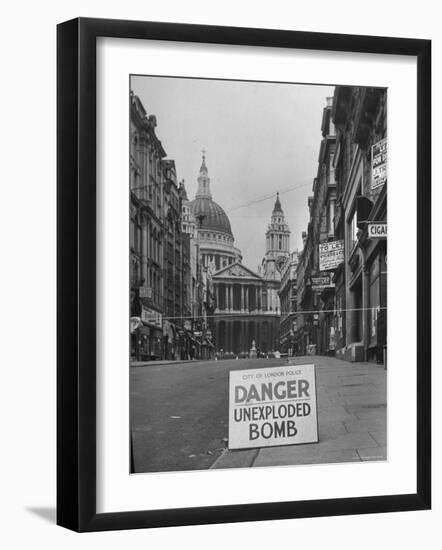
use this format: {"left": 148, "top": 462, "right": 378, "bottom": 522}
{"left": 371, "top": 138, "right": 387, "bottom": 190}
{"left": 228, "top": 364, "right": 318, "bottom": 449}
{"left": 319, "top": 240, "right": 344, "bottom": 271}
{"left": 311, "top": 273, "right": 334, "bottom": 290}
{"left": 141, "top": 306, "right": 162, "bottom": 328}
{"left": 368, "top": 223, "right": 387, "bottom": 238}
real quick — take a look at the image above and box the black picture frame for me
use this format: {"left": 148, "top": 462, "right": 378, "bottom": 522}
{"left": 57, "top": 17, "right": 431, "bottom": 532}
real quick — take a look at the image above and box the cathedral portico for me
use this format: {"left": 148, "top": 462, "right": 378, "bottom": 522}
{"left": 212, "top": 262, "right": 279, "bottom": 355}
{"left": 214, "top": 280, "right": 264, "bottom": 314}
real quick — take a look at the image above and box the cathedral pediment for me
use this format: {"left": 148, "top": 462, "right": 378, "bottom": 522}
{"left": 213, "top": 262, "right": 262, "bottom": 280}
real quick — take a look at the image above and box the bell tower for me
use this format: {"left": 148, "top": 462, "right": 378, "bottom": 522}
{"left": 265, "top": 192, "right": 291, "bottom": 262}
{"left": 259, "top": 193, "right": 291, "bottom": 314}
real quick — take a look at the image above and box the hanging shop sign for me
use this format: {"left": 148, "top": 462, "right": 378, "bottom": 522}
{"left": 141, "top": 305, "right": 162, "bottom": 328}
{"left": 371, "top": 138, "right": 387, "bottom": 190}
{"left": 228, "top": 364, "right": 318, "bottom": 449}
{"left": 310, "top": 273, "right": 334, "bottom": 291}
{"left": 368, "top": 223, "right": 387, "bottom": 238}
{"left": 319, "top": 240, "right": 344, "bottom": 271}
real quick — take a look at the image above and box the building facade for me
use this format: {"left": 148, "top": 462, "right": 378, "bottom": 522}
{"left": 296, "top": 97, "right": 337, "bottom": 356}
{"left": 295, "top": 88, "right": 387, "bottom": 363}
{"left": 130, "top": 94, "right": 166, "bottom": 361}
{"left": 278, "top": 251, "right": 299, "bottom": 355}
{"left": 332, "top": 86, "right": 387, "bottom": 363}
{"left": 129, "top": 93, "right": 209, "bottom": 362}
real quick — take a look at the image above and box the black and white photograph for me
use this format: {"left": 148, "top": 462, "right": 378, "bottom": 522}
{"left": 129, "top": 76, "right": 387, "bottom": 474}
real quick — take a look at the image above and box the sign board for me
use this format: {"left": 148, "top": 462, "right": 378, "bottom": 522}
{"left": 371, "top": 138, "right": 387, "bottom": 190}
{"left": 311, "top": 273, "right": 334, "bottom": 291}
{"left": 139, "top": 286, "right": 152, "bottom": 299}
{"left": 368, "top": 223, "right": 387, "bottom": 238}
{"left": 228, "top": 364, "right": 318, "bottom": 449}
{"left": 141, "top": 306, "right": 162, "bottom": 328}
{"left": 319, "top": 240, "right": 344, "bottom": 271}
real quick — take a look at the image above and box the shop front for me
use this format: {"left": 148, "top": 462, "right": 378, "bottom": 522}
{"left": 139, "top": 305, "right": 163, "bottom": 360}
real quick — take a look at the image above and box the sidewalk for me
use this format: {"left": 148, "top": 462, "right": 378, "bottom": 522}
{"left": 211, "top": 355, "right": 387, "bottom": 469}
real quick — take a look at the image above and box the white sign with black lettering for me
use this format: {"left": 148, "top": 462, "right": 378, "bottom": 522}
{"left": 368, "top": 223, "right": 387, "bottom": 238}
{"left": 319, "top": 240, "right": 344, "bottom": 271}
{"left": 228, "top": 364, "right": 318, "bottom": 449}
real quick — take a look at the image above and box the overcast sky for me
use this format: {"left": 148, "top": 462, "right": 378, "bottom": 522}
{"left": 131, "top": 76, "right": 334, "bottom": 271}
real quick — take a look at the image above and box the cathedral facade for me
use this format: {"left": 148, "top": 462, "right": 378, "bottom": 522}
{"left": 187, "top": 155, "right": 291, "bottom": 356}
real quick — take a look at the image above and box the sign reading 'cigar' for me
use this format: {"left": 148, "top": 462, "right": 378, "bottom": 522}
{"left": 228, "top": 364, "right": 318, "bottom": 449}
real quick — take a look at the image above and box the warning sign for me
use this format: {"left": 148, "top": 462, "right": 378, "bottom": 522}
{"left": 228, "top": 364, "right": 318, "bottom": 449}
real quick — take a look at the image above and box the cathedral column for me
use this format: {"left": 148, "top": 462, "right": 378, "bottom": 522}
{"left": 225, "top": 285, "right": 229, "bottom": 312}
{"left": 230, "top": 286, "right": 234, "bottom": 312}
{"left": 241, "top": 285, "right": 245, "bottom": 313}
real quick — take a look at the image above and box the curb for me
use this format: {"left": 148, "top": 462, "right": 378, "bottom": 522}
{"left": 131, "top": 359, "right": 205, "bottom": 367}
{"left": 210, "top": 447, "right": 260, "bottom": 470}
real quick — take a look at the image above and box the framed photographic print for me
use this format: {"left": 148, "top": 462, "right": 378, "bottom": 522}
{"left": 57, "top": 17, "right": 431, "bottom": 532}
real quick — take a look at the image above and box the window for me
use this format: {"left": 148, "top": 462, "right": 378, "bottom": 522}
{"left": 348, "top": 210, "right": 358, "bottom": 251}
{"left": 136, "top": 224, "right": 141, "bottom": 253}
{"left": 328, "top": 199, "right": 335, "bottom": 236}
{"left": 130, "top": 219, "right": 135, "bottom": 249}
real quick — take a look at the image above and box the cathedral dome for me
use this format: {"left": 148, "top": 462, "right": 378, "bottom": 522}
{"left": 189, "top": 197, "right": 233, "bottom": 237}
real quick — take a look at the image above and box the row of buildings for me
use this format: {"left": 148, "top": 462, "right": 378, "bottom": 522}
{"left": 130, "top": 93, "right": 214, "bottom": 361}
{"left": 293, "top": 87, "right": 387, "bottom": 363}
{"left": 130, "top": 92, "right": 291, "bottom": 361}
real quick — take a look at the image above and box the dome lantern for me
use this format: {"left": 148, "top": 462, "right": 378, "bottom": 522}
{"left": 195, "top": 150, "right": 212, "bottom": 199}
